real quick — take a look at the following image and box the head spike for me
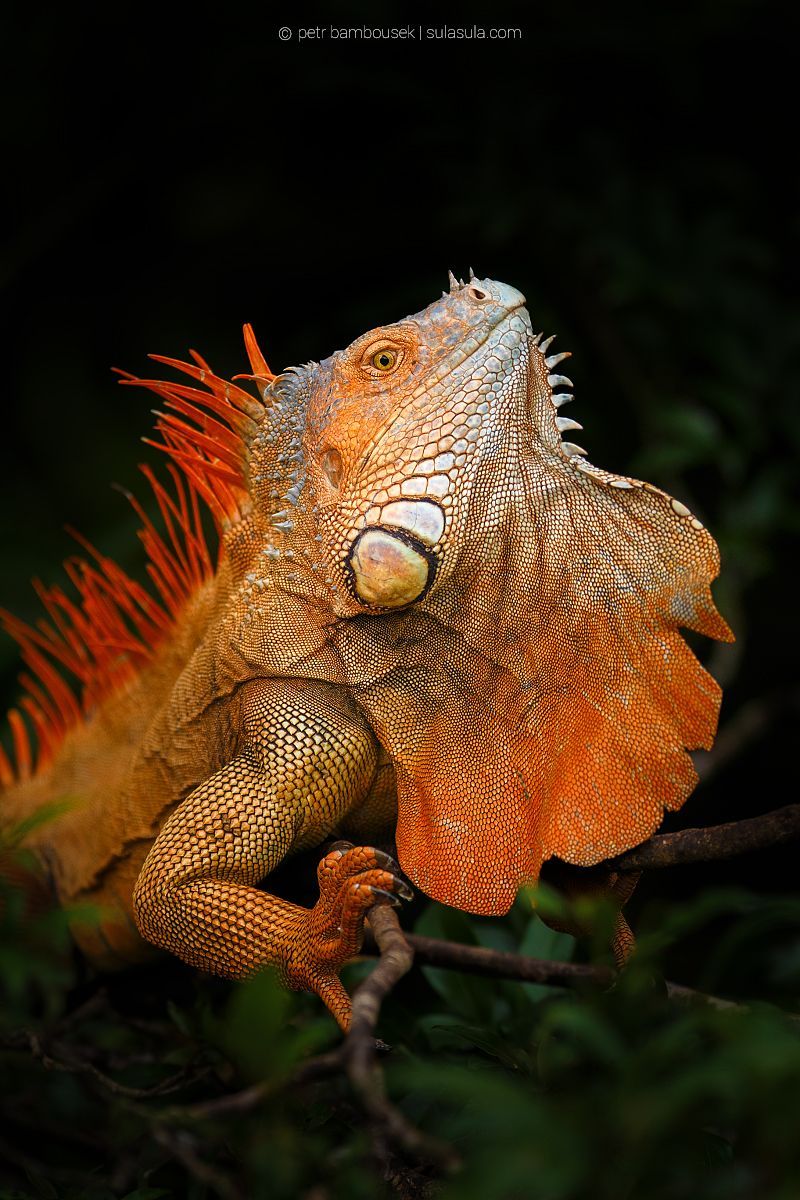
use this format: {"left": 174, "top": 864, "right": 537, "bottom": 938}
{"left": 556, "top": 416, "right": 583, "bottom": 433}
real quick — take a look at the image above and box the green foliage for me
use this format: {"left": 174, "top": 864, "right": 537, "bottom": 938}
{"left": 2, "top": 874, "right": 800, "bottom": 1198}
{"left": 210, "top": 968, "right": 336, "bottom": 1082}
{"left": 393, "top": 997, "right": 800, "bottom": 1200}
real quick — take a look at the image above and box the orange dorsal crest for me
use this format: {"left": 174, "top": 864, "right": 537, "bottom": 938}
{"left": 0, "top": 327, "right": 273, "bottom": 786}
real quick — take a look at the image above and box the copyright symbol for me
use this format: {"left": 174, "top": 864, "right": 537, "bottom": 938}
{"left": 278, "top": 26, "right": 291, "bottom": 40}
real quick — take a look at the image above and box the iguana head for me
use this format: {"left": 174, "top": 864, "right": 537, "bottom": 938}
{"left": 246, "top": 274, "right": 733, "bottom": 914}
{"left": 297, "top": 273, "right": 531, "bottom": 613}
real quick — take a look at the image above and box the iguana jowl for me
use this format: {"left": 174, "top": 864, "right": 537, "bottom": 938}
{"left": 0, "top": 275, "right": 732, "bottom": 1028}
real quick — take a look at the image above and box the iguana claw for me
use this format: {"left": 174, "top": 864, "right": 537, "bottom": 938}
{"left": 285, "top": 844, "right": 412, "bottom": 1029}
{"left": 327, "top": 840, "right": 403, "bottom": 878}
{"left": 364, "top": 885, "right": 401, "bottom": 906}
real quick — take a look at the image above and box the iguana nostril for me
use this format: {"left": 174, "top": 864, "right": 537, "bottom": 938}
{"left": 467, "top": 286, "right": 488, "bottom": 302}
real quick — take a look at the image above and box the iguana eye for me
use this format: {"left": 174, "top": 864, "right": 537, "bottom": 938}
{"left": 357, "top": 330, "right": 412, "bottom": 377}
{"left": 372, "top": 349, "right": 397, "bottom": 371}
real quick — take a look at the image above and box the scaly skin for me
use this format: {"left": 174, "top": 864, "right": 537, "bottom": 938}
{"left": 0, "top": 274, "right": 732, "bottom": 1028}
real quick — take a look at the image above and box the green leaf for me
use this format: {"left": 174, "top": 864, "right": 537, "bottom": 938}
{"left": 414, "top": 903, "right": 506, "bottom": 1023}
{"left": 517, "top": 913, "right": 577, "bottom": 1003}
{"left": 0, "top": 797, "right": 77, "bottom": 848}
{"left": 216, "top": 968, "right": 335, "bottom": 1082}
{"left": 439, "top": 1023, "right": 534, "bottom": 1072}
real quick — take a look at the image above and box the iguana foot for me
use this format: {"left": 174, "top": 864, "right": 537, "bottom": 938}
{"left": 285, "top": 842, "right": 413, "bottom": 1030}
{"left": 539, "top": 861, "right": 640, "bottom": 969}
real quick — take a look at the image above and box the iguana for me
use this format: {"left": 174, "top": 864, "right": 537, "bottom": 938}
{"left": 0, "top": 274, "right": 732, "bottom": 1029}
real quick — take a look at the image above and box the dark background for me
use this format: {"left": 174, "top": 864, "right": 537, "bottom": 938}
{"left": 1, "top": 4, "right": 800, "bottom": 1195}
{"left": 2, "top": 0, "right": 797, "bottom": 895}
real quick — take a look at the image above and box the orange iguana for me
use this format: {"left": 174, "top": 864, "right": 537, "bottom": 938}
{"left": 0, "top": 274, "right": 732, "bottom": 1029}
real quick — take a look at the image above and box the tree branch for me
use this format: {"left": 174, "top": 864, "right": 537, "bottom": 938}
{"left": 153, "top": 1125, "right": 240, "bottom": 1200}
{"left": 344, "top": 905, "right": 458, "bottom": 1173}
{"left": 397, "top": 932, "right": 798, "bottom": 1019}
{"left": 609, "top": 803, "right": 800, "bottom": 872}
{"left": 0, "top": 1028, "right": 208, "bottom": 1098}
{"left": 176, "top": 1050, "right": 344, "bottom": 1120}
{"left": 163, "top": 909, "right": 458, "bottom": 1184}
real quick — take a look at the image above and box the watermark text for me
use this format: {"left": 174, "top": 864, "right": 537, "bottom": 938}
{"left": 277, "top": 25, "right": 523, "bottom": 43}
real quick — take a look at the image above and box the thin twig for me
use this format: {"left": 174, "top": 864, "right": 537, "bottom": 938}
{"left": 610, "top": 803, "right": 800, "bottom": 872}
{"left": 173, "top": 1049, "right": 344, "bottom": 1120}
{"left": 385, "top": 932, "right": 800, "bottom": 1020}
{"left": 664, "top": 981, "right": 746, "bottom": 1012}
{"left": 154, "top": 1125, "right": 240, "bottom": 1200}
{"left": 1, "top": 1029, "right": 207, "bottom": 1098}
{"left": 51, "top": 987, "right": 109, "bottom": 1033}
{"left": 405, "top": 934, "right": 613, "bottom": 988}
{"left": 0, "top": 1134, "right": 109, "bottom": 1189}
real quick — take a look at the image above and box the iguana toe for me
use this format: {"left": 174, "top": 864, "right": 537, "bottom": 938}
{"left": 286, "top": 845, "right": 412, "bottom": 1029}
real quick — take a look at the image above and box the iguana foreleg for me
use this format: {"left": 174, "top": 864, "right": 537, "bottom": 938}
{"left": 133, "top": 678, "right": 409, "bottom": 1029}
